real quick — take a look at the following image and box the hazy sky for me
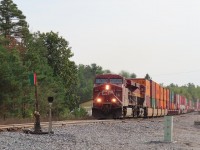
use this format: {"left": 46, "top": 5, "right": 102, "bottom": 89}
{"left": 13, "top": 0, "right": 200, "bottom": 86}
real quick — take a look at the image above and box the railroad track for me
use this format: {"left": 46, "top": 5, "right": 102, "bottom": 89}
{"left": 0, "top": 119, "right": 124, "bottom": 132}
{"left": 0, "top": 116, "right": 167, "bottom": 132}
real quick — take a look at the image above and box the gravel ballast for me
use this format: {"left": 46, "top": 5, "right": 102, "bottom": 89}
{"left": 0, "top": 112, "right": 200, "bottom": 150}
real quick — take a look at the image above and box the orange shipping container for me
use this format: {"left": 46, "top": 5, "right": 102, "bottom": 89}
{"left": 150, "top": 80, "right": 156, "bottom": 99}
{"left": 155, "top": 82, "right": 160, "bottom": 101}
{"left": 130, "top": 78, "right": 150, "bottom": 97}
{"left": 166, "top": 100, "right": 170, "bottom": 109}
{"left": 163, "top": 88, "right": 167, "bottom": 101}
{"left": 166, "top": 89, "right": 170, "bottom": 101}
{"left": 160, "top": 87, "right": 164, "bottom": 101}
{"left": 160, "top": 100, "right": 163, "bottom": 109}
{"left": 156, "top": 99, "right": 160, "bottom": 108}
{"left": 163, "top": 100, "right": 166, "bottom": 109}
{"left": 172, "top": 103, "right": 175, "bottom": 110}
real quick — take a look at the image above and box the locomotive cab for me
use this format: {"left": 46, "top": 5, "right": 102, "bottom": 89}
{"left": 92, "top": 74, "right": 125, "bottom": 119}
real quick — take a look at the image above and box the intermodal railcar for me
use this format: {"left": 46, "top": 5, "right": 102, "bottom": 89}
{"left": 92, "top": 74, "right": 196, "bottom": 119}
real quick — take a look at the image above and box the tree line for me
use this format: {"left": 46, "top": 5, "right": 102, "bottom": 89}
{"left": 0, "top": 0, "right": 199, "bottom": 119}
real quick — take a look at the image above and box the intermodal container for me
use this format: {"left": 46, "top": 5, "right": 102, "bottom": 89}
{"left": 150, "top": 80, "right": 156, "bottom": 108}
{"left": 155, "top": 82, "right": 160, "bottom": 108}
{"left": 150, "top": 80, "right": 156, "bottom": 99}
{"left": 159, "top": 100, "right": 163, "bottom": 109}
{"left": 166, "top": 100, "right": 170, "bottom": 109}
{"left": 163, "top": 88, "right": 167, "bottom": 101}
{"left": 130, "top": 78, "right": 151, "bottom": 107}
{"left": 171, "top": 103, "right": 175, "bottom": 110}
{"left": 168, "top": 90, "right": 172, "bottom": 109}
{"left": 174, "top": 102, "right": 177, "bottom": 110}
{"left": 160, "top": 87, "right": 164, "bottom": 109}
{"left": 160, "top": 87, "right": 163, "bottom": 101}
{"left": 170, "top": 91, "right": 174, "bottom": 103}
{"left": 180, "top": 95, "right": 185, "bottom": 105}
{"left": 166, "top": 89, "right": 170, "bottom": 102}
{"left": 175, "top": 94, "right": 180, "bottom": 105}
{"left": 169, "top": 101, "right": 171, "bottom": 109}
{"left": 174, "top": 94, "right": 180, "bottom": 109}
{"left": 131, "top": 78, "right": 150, "bottom": 97}
{"left": 163, "top": 88, "right": 167, "bottom": 109}
{"left": 155, "top": 82, "right": 160, "bottom": 101}
{"left": 151, "top": 98, "right": 156, "bottom": 108}
{"left": 145, "top": 96, "right": 151, "bottom": 108}
{"left": 163, "top": 100, "right": 166, "bottom": 109}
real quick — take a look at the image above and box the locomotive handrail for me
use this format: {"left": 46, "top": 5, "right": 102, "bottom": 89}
{"left": 112, "top": 94, "right": 122, "bottom": 104}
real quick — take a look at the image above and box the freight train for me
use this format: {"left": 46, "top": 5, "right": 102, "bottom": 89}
{"left": 92, "top": 74, "right": 197, "bottom": 119}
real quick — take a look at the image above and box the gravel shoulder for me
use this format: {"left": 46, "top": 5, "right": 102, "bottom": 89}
{"left": 0, "top": 112, "right": 200, "bottom": 150}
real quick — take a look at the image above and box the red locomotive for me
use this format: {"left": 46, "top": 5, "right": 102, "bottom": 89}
{"left": 92, "top": 74, "right": 195, "bottom": 119}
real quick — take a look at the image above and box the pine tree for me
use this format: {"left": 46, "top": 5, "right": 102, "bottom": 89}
{"left": 0, "top": 0, "right": 29, "bottom": 40}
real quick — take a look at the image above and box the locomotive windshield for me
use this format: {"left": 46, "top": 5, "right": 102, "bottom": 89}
{"left": 110, "top": 79, "right": 123, "bottom": 84}
{"left": 95, "top": 78, "right": 108, "bottom": 84}
{"left": 95, "top": 78, "right": 123, "bottom": 84}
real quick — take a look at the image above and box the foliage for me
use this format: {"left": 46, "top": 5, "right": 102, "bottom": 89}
{"left": 59, "top": 107, "right": 87, "bottom": 119}
{"left": 0, "top": 10, "right": 79, "bottom": 118}
{"left": 39, "top": 32, "right": 73, "bottom": 77}
{"left": 119, "top": 70, "right": 137, "bottom": 78}
{"left": 0, "top": 44, "right": 31, "bottom": 117}
{"left": 167, "top": 83, "right": 199, "bottom": 101}
{"left": 144, "top": 73, "right": 152, "bottom": 80}
{"left": 77, "top": 63, "right": 105, "bottom": 104}
{"left": 104, "top": 69, "right": 111, "bottom": 73}
{"left": 130, "top": 73, "right": 137, "bottom": 78}
{"left": 72, "top": 107, "right": 88, "bottom": 118}
{"left": 0, "top": 0, "right": 29, "bottom": 39}
{"left": 119, "top": 70, "right": 130, "bottom": 78}
{"left": 38, "top": 31, "right": 79, "bottom": 111}
{"left": 59, "top": 108, "right": 73, "bottom": 119}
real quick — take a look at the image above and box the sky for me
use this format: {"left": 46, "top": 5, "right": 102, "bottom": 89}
{"left": 13, "top": 0, "right": 200, "bottom": 86}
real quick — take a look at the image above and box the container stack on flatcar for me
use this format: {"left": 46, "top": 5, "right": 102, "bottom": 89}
{"left": 194, "top": 99, "right": 199, "bottom": 111}
{"left": 150, "top": 80, "right": 156, "bottom": 115}
{"left": 92, "top": 74, "right": 196, "bottom": 119}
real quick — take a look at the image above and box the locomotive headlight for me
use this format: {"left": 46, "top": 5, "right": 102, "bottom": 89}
{"left": 97, "top": 98, "right": 102, "bottom": 103}
{"left": 112, "top": 98, "right": 117, "bottom": 103}
{"left": 105, "top": 84, "right": 110, "bottom": 90}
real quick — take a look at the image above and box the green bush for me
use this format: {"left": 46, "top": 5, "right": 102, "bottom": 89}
{"left": 72, "top": 107, "right": 87, "bottom": 118}
{"left": 59, "top": 108, "right": 73, "bottom": 119}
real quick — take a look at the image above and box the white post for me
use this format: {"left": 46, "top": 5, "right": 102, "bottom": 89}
{"left": 48, "top": 103, "right": 52, "bottom": 134}
{"left": 164, "top": 116, "right": 173, "bottom": 142}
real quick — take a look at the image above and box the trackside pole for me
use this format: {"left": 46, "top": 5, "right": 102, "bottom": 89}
{"left": 48, "top": 97, "right": 54, "bottom": 134}
{"left": 164, "top": 116, "right": 173, "bottom": 142}
{"left": 33, "top": 83, "right": 42, "bottom": 133}
{"left": 25, "top": 72, "right": 48, "bottom": 134}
